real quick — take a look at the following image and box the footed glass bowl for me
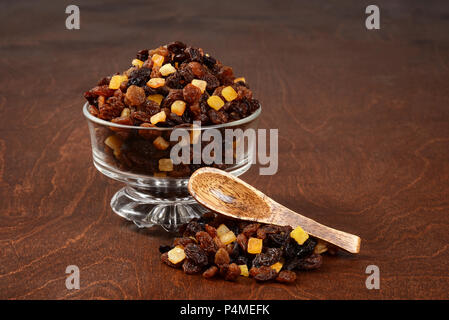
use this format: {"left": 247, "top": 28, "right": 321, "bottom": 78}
{"left": 83, "top": 103, "right": 261, "bottom": 231}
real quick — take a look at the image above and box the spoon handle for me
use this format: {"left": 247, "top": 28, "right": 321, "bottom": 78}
{"left": 271, "top": 202, "right": 361, "bottom": 253}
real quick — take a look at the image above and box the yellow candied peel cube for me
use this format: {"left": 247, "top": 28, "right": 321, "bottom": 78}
{"left": 147, "top": 94, "right": 164, "bottom": 105}
{"left": 104, "top": 135, "right": 122, "bottom": 152}
{"left": 221, "top": 86, "right": 238, "bottom": 102}
{"left": 167, "top": 246, "right": 186, "bottom": 264}
{"left": 109, "top": 75, "right": 128, "bottom": 89}
{"left": 147, "top": 78, "right": 165, "bottom": 88}
{"left": 247, "top": 237, "right": 263, "bottom": 254}
{"left": 120, "top": 108, "right": 131, "bottom": 118}
{"left": 151, "top": 53, "right": 164, "bottom": 67}
{"left": 159, "top": 158, "right": 173, "bottom": 172}
{"left": 153, "top": 136, "right": 170, "bottom": 150}
{"left": 234, "top": 77, "right": 246, "bottom": 83}
{"left": 191, "top": 79, "right": 207, "bottom": 93}
{"left": 159, "top": 63, "right": 177, "bottom": 76}
{"left": 219, "top": 231, "right": 237, "bottom": 245}
{"left": 270, "top": 262, "right": 283, "bottom": 273}
{"left": 239, "top": 265, "right": 249, "bottom": 277}
{"left": 207, "top": 95, "right": 225, "bottom": 111}
{"left": 132, "top": 59, "right": 144, "bottom": 68}
{"left": 150, "top": 110, "right": 166, "bottom": 125}
{"left": 216, "top": 224, "right": 230, "bottom": 238}
{"left": 314, "top": 240, "right": 328, "bottom": 254}
{"left": 290, "top": 226, "right": 309, "bottom": 245}
{"left": 171, "top": 100, "right": 186, "bottom": 116}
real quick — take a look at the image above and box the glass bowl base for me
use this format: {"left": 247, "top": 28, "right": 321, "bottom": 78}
{"left": 110, "top": 186, "right": 209, "bottom": 232}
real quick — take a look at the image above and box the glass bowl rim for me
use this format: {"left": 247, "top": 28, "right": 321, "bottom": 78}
{"left": 83, "top": 102, "right": 261, "bottom": 131}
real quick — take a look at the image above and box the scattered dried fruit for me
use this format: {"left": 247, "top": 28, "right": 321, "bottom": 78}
{"left": 291, "top": 226, "right": 309, "bottom": 245}
{"left": 167, "top": 246, "right": 186, "bottom": 264}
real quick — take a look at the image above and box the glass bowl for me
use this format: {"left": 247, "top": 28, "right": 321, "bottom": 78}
{"left": 83, "top": 102, "right": 261, "bottom": 231}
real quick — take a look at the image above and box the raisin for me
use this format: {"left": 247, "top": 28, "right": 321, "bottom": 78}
{"left": 224, "top": 263, "right": 240, "bottom": 281}
{"left": 204, "top": 224, "right": 217, "bottom": 238}
{"left": 183, "top": 220, "right": 204, "bottom": 237}
{"left": 202, "top": 55, "right": 217, "bottom": 70}
{"left": 111, "top": 116, "right": 133, "bottom": 126}
{"left": 188, "top": 62, "right": 205, "bottom": 77}
{"left": 242, "top": 223, "right": 260, "bottom": 237}
{"left": 90, "top": 85, "right": 116, "bottom": 97}
{"left": 236, "top": 233, "right": 248, "bottom": 251}
{"left": 183, "top": 84, "right": 202, "bottom": 104}
{"left": 127, "top": 67, "right": 151, "bottom": 87}
{"left": 297, "top": 254, "right": 322, "bottom": 270}
{"left": 201, "top": 73, "right": 220, "bottom": 92}
{"left": 88, "top": 105, "right": 99, "bottom": 117}
{"left": 125, "top": 85, "right": 146, "bottom": 106}
{"left": 182, "top": 259, "right": 202, "bottom": 274}
{"left": 214, "top": 248, "right": 230, "bottom": 266}
{"left": 185, "top": 47, "right": 202, "bottom": 63}
{"left": 283, "top": 238, "right": 317, "bottom": 259}
{"left": 173, "top": 237, "right": 196, "bottom": 247}
{"left": 217, "top": 66, "right": 234, "bottom": 85}
{"left": 252, "top": 266, "right": 277, "bottom": 281}
{"left": 99, "top": 102, "right": 123, "bottom": 120}
{"left": 138, "top": 123, "right": 161, "bottom": 140}
{"left": 136, "top": 49, "right": 149, "bottom": 61}
{"left": 184, "top": 243, "right": 208, "bottom": 266}
{"left": 195, "top": 231, "right": 218, "bottom": 254}
{"left": 234, "top": 256, "right": 248, "bottom": 265}
{"left": 276, "top": 270, "right": 297, "bottom": 283}
{"left": 162, "top": 89, "right": 184, "bottom": 108}
{"left": 252, "top": 248, "right": 282, "bottom": 268}
{"left": 207, "top": 109, "right": 228, "bottom": 124}
{"left": 267, "top": 232, "right": 290, "bottom": 248}
{"left": 202, "top": 266, "right": 218, "bottom": 279}
{"left": 167, "top": 41, "right": 186, "bottom": 54}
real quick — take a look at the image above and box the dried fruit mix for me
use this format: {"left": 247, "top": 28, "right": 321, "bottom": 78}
{"left": 160, "top": 213, "right": 338, "bottom": 284}
{"left": 84, "top": 41, "right": 261, "bottom": 178}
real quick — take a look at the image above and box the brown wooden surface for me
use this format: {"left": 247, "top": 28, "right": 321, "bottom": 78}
{"left": 1, "top": 0, "right": 448, "bottom": 300}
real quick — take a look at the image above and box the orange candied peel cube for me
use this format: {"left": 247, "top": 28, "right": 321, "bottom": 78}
{"left": 191, "top": 79, "right": 207, "bottom": 93}
{"left": 132, "top": 59, "right": 144, "bottom": 68}
{"left": 216, "top": 224, "right": 230, "bottom": 238}
{"left": 147, "top": 78, "right": 166, "bottom": 88}
{"left": 159, "top": 158, "right": 173, "bottom": 172}
{"left": 147, "top": 94, "right": 164, "bottom": 105}
{"left": 109, "top": 75, "right": 128, "bottom": 89}
{"left": 153, "top": 136, "right": 170, "bottom": 150}
{"left": 207, "top": 95, "right": 225, "bottom": 111}
{"left": 221, "top": 86, "right": 238, "bottom": 102}
{"left": 270, "top": 262, "right": 283, "bottom": 273}
{"left": 159, "top": 63, "right": 177, "bottom": 76}
{"left": 247, "top": 237, "right": 263, "bottom": 254}
{"left": 151, "top": 54, "right": 165, "bottom": 67}
{"left": 171, "top": 100, "right": 186, "bottom": 116}
{"left": 290, "top": 226, "right": 309, "bottom": 245}
{"left": 150, "top": 110, "right": 166, "bottom": 125}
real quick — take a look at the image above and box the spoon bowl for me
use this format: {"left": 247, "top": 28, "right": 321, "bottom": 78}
{"left": 188, "top": 167, "right": 361, "bottom": 253}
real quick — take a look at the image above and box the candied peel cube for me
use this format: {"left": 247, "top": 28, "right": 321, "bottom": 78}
{"left": 150, "top": 110, "right": 166, "bottom": 125}
{"left": 270, "top": 262, "right": 283, "bottom": 273}
{"left": 247, "top": 237, "right": 263, "bottom": 254}
{"left": 191, "top": 79, "right": 207, "bottom": 93}
{"left": 290, "top": 226, "right": 309, "bottom": 245}
{"left": 239, "top": 264, "right": 249, "bottom": 277}
{"left": 216, "top": 224, "right": 230, "bottom": 238}
{"left": 171, "top": 100, "right": 186, "bottom": 116}
{"left": 160, "top": 63, "right": 177, "bottom": 76}
{"left": 152, "top": 54, "right": 164, "bottom": 67}
{"left": 120, "top": 108, "right": 131, "bottom": 118}
{"left": 221, "top": 86, "right": 238, "bottom": 102}
{"left": 104, "top": 135, "right": 122, "bottom": 152}
{"left": 207, "top": 95, "right": 225, "bottom": 111}
{"left": 147, "top": 78, "right": 165, "bottom": 88}
{"left": 109, "top": 75, "right": 127, "bottom": 89}
{"left": 159, "top": 158, "right": 173, "bottom": 172}
{"left": 234, "top": 77, "right": 246, "bottom": 83}
{"left": 219, "top": 231, "right": 237, "bottom": 245}
{"left": 147, "top": 94, "right": 164, "bottom": 105}
{"left": 167, "top": 246, "right": 185, "bottom": 264}
{"left": 132, "top": 59, "right": 144, "bottom": 68}
{"left": 153, "top": 136, "right": 170, "bottom": 150}
{"left": 314, "top": 240, "right": 328, "bottom": 254}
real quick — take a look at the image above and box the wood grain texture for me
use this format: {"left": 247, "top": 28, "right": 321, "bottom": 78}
{"left": 1, "top": 0, "right": 449, "bottom": 299}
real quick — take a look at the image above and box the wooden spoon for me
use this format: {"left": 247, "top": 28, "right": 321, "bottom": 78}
{"left": 188, "top": 167, "right": 361, "bottom": 254}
